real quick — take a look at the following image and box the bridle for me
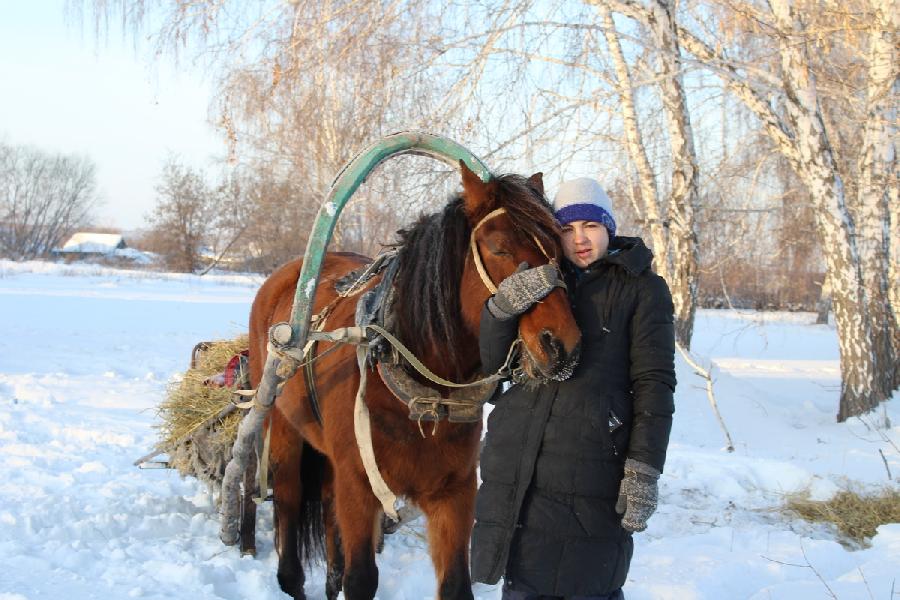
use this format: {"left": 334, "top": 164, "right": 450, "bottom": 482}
{"left": 469, "top": 207, "right": 561, "bottom": 294}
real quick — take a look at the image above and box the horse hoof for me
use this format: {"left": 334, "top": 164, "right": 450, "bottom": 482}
{"left": 277, "top": 572, "right": 306, "bottom": 600}
{"left": 325, "top": 585, "right": 340, "bottom": 600}
{"left": 326, "top": 569, "right": 343, "bottom": 600}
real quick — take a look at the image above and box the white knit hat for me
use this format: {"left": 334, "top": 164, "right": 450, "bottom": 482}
{"left": 552, "top": 178, "right": 617, "bottom": 237}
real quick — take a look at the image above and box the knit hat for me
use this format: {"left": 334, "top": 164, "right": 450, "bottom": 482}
{"left": 553, "top": 178, "right": 617, "bottom": 237}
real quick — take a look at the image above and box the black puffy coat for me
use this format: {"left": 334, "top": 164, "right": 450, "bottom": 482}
{"left": 471, "top": 236, "right": 676, "bottom": 596}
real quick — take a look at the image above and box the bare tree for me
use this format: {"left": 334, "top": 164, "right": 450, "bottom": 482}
{"left": 77, "top": 0, "right": 896, "bottom": 419}
{"left": 145, "top": 159, "right": 217, "bottom": 273}
{"left": 598, "top": 0, "right": 897, "bottom": 419}
{"left": 0, "top": 141, "right": 97, "bottom": 259}
{"left": 594, "top": 1, "right": 700, "bottom": 347}
{"left": 81, "top": 0, "right": 451, "bottom": 262}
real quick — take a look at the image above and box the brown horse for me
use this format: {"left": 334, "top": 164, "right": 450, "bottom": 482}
{"left": 248, "top": 163, "right": 582, "bottom": 600}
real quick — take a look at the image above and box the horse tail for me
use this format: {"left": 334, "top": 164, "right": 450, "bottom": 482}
{"left": 299, "top": 441, "right": 327, "bottom": 565}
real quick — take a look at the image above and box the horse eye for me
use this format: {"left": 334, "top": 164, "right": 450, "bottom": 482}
{"left": 492, "top": 249, "right": 512, "bottom": 258}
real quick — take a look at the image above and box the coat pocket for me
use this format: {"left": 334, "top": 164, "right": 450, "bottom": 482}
{"left": 572, "top": 495, "right": 622, "bottom": 539}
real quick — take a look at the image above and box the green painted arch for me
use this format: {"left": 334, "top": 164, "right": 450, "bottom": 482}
{"left": 287, "top": 132, "right": 493, "bottom": 346}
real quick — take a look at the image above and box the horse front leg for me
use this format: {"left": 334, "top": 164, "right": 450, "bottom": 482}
{"left": 419, "top": 469, "right": 477, "bottom": 600}
{"left": 334, "top": 465, "right": 381, "bottom": 599}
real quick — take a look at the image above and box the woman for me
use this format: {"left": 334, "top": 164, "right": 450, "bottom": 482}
{"left": 472, "top": 178, "right": 676, "bottom": 599}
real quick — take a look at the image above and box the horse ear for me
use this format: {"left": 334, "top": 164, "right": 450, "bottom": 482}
{"left": 460, "top": 159, "right": 491, "bottom": 216}
{"left": 527, "top": 172, "right": 544, "bottom": 195}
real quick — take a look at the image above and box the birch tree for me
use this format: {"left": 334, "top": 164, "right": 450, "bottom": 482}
{"left": 81, "top": 0, "right": 447, "bottom": 257}
{"left": 854, "top": 0, "right": 899, "bottom": 393}
{"left": 598, "top": 0, "right": 896, "bottom": 419}
{"left": 594, "top": 1, "right": 700, "bottom": 348}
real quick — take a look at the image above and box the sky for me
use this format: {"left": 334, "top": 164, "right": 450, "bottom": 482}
{"left": 0, "top": 2, "right": 223, "bottom": 231}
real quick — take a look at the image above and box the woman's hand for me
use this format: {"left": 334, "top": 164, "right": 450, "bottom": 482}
{"left": 615, "top": 458, "right": 660, "bottom": 532}
{"left": 487, "top": 262, "right": 560, "bottom": 319}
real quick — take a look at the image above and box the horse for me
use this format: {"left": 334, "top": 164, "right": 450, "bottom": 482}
{"left": 247, "top": 162, "right": 582, "bottom": 600}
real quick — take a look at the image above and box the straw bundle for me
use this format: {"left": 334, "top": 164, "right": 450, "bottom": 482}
{"left": 156, "top": 335, "right": 250, "bottom": 492}
{"left": 786, "top": 487, "right": 900, "bottom": 546}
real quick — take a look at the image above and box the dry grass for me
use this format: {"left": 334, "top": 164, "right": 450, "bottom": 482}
{"left": 156, "top": 335, "right": 249, "bottom": 487}
{"left": 786, "top": 487, "right": 900, "bottom": 545}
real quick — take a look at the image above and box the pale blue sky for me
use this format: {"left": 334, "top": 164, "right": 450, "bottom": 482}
{"left": 0, "top": 2, "right": 223, "bottom": 230}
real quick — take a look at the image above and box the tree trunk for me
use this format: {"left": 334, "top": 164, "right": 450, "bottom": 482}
{"left": 770, "top": 0, "right": 880, "bottom": 420}
{"left": 599, "top": 6, "right": 670, "bottom": 283}
{"left": 890, "top": 170, "right": 900, "bottom": 390}
{"left": 816, "top": 275, "right": 832, "bottom": 325}
{"left": 648, "top": 0, "right": 700, "bottom": 349}
{"left": 856, "top": 0, "right": 898, "bottom": 396}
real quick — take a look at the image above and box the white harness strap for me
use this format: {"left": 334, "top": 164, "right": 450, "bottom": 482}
{"left": 354, "top": 343, "right": 400, "bottom": 521}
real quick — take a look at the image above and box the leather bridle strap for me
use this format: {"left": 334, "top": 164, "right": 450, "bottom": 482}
{"left": 469, "top": 208, "right": 506, "bottom": 294}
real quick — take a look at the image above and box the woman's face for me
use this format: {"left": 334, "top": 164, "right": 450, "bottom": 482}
{"left": 560, "top": 220, "right": 610, "bottom": 268}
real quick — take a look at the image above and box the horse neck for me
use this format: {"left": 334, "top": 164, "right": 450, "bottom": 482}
{"left": 416, "top": 325, "right": 482, "bottom": 385}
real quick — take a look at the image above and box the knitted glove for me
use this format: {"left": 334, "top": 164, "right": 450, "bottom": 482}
{"left": 487, "top": 262, "right": 560, "bottom": 320}
{"left": 615, "top": 458, "right": 660, "bottom": 532}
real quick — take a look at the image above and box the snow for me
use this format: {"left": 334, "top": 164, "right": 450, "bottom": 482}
{"left": 1, "top": 259, "right": 898, "bottom": 599}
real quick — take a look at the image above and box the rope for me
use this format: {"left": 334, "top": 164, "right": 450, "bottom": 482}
{"left": 412, "top": 399, "right": 442, "bottom": 437}
{"left": 236, "top": 302, "right": 520, "bottom": 520}
{"left": 336, "top": 249, "right": 399, "bottom": 299}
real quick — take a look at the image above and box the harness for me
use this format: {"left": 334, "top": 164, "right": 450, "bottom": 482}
{"left": 255, "top": 207, "right": 558, "bottom": 520}
{"left": 300, "top": 207, "right": 558, "bottom": 428}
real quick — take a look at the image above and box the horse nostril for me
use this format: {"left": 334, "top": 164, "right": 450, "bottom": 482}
{"left": 539, "top": 330, "right": 561, "bottom": 356}
{"left": 569, "top": 342, "right": 581, "bottom": 365}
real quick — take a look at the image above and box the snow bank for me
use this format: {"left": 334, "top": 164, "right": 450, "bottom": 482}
{"left": 0, "top": 261, "right": 897, "bottom": 599}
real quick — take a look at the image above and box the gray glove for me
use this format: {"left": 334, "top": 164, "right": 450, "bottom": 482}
{"left": 487, "top": 262, "right": 560, "bottom": 320}
{"left": 615, "top": 458, "right": 660, "bottom": 532}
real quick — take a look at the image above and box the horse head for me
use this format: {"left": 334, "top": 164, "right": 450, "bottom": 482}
{"left": 459, "top": 161, "right": 581, "bottom": 383}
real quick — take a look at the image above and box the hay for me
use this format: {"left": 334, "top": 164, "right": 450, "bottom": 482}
{"left": 786, "top": 487, "right": 900, "bottom": 546}
{"left": 156, "top": 335, "right": 250, "bottom": 493}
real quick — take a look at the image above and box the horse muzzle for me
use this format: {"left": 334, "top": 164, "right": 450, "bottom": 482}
{"left": 518, "top": 329, "right": 580, "bottom": 384}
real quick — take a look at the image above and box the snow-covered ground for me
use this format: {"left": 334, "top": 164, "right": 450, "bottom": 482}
{"left": 0, "top": 259, "right": 897, "bottom": 600}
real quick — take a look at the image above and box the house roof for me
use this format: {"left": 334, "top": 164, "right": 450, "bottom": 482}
{"left": 58, "top": 232, "right": 126, "bottom": 253}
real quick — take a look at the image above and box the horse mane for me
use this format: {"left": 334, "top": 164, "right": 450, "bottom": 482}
{"left": 391, "top": 173, "right": 560, "bottom": 379}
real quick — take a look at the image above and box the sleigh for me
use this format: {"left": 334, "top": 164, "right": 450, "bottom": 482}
{"left": 133, "top": 340, "right": 251, "bottom": 488}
